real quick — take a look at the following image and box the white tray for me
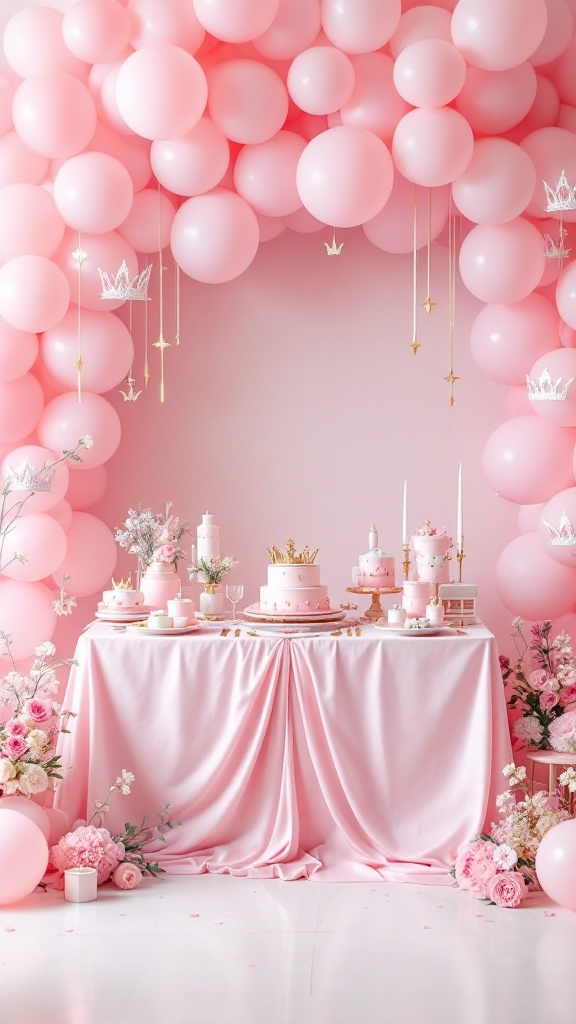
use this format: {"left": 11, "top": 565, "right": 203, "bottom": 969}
{"left": 95, "top": 608, "right": 153, "bottom": 623}
{"left": 125, "top": 623, "right": 200, "bottom": 636}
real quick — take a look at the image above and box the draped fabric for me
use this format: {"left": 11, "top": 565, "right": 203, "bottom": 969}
{"left": 54, "top": 623, "right": 511, "bottom": 883}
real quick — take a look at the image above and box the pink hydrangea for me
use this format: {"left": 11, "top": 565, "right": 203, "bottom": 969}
{"left": 548, "top": 710, "right": 576, "bottom": 753}
{"left": 51, "top": 826, "right": 125, "bottom": 885}
{"left": 487, "top": 871, "right": 527, "bottom": 908}
{"left": 454, "top": 839, "right": 499, "bottom": 899}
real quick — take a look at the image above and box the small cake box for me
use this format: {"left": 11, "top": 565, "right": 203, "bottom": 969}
{"left": 438, "top": 583, "right": 478, "bottom": 625}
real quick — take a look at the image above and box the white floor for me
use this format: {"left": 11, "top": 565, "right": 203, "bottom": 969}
{"left": 0, "top": 873, "right": 574, "bottom": 1024}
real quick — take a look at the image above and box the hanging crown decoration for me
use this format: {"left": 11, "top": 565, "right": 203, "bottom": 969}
{"left": 4, "top": 459, "right": 56, "bottom": 493}
{"left": 544, "top": 227, "right": 571, "bottom": 261}
{"left": 526, "top": 367, "right": 574, "bottom": 401}
{"left": 542, "top": 511, "right": 576, "bottom": 546}
{"left": 543, "top": 171, "right": 576, "bottom": 213}
{"left": 98, "top": 260, "right": 153, "bottom": 302}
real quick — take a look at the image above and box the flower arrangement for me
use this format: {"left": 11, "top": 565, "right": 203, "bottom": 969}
{"left": 0, "top": 637, "right": 76, "bottom": 797}
{"left": 115, "top": 501, "right": 189, "bottom": 569}
{"left": 191, "top": 554, "right": 238, "bottom": 585}
{"left": 50, "top": 770, "right": 181, "bottom": 890}
{"left": 500, "top": 618, "right": 576, "bottom": 750}
{"left": 453, "top": 763, "right": 570, "bottom": 907}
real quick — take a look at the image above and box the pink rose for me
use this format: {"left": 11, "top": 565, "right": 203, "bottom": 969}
{"left": 539, "top": 691, "right": 559, "bottom": 711}
{"left": 529, "top": 669, "right": 550, "bottom": 691}
{"left": 4, "top": 718, "right": 28, "bottom": 737}
{"left": 112, "top": 862, "right": 143, "bottom": 890}
{"left": 487, "top": 871, "right": 526, "bottom": 908}
{"left": 548, "top": 709, "right": 576, "bottom": 753}
{"left": 26, "top": 699, "right": 51, "bottom": 723}
{"left": 2, "top": 735, "right": 27, "bottom": 759}
{"left": 454, "top": 839, "right": 499, "bottom": 899}
{"left": 559, "top": 685, "right": 576, "bottom": 707}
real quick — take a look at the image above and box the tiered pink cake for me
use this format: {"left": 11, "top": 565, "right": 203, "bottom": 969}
{"left": 357, "top": 525, "right": 395, "bottom": 588}
{"left": 101, "top": 579, "right": 145, "bottom": 608}
{"left": 259, "top": 540, "right": 331, "bottom": 614}
{"left": 412, "top": 521, "right": 452, "bottom": 584}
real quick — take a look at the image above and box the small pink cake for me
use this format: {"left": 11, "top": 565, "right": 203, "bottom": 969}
{"left": 259, "top": 540, "right": 330, "bottom": 615}
{"left": 358, "top": 549, "right": 395, "bottom": 588}
{"left": 102, "top": 582, "right": 145, "bottom": 608}
{"left": 412, "top": 521, "right": 452, "bottom": 585}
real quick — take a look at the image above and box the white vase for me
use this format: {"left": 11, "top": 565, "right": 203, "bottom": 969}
{"left": 199, "top": 585, "right": 225, "bottom": 617}
{"left": 140, "top": 562, "right": 181, "bottom": 609}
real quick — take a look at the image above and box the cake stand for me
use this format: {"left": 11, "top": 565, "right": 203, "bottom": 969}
{"left": 346, "top": 586, "right": 403, "bottom": 621}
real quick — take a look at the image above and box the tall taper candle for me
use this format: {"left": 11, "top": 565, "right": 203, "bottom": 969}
{"left": 457, "top": 463, "right": 463, "bottom": 553}
{"left": 402, "top": 480, "right": 408, "bottom": 545}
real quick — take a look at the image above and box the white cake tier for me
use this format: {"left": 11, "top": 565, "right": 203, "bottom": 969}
{"left": 416, "top": 562, "right": 451, "bottom": 584}
{"left": 357, "top": 553, "right": 395, "bottom": 589}
{"left": 103, "top": 589, "right": 145, "bottom": 607}
{"left": 260, "top": 585, "right": 330, "bottom": 614}
{"left": 267, "top": 563, "right": 321, "bottom": 587}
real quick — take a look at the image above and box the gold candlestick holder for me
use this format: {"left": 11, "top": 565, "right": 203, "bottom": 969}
{"left": 402, "top": 543, "right": 411, "bottom": 581}
{"left": 457, "top": 538, "right": 465, "bottom": 583}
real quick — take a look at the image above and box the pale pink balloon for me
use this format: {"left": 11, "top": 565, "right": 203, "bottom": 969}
{"left": 0, "top": 76, "right": 14, "bottom": 136}
{"left": 1, "top": 443, "right": 70, "bottom": 515}
{"left": 50, "top": 499, "right": 73, "bottom": 531}
{"left": 459, "top": 218, "right": 546, "bottom": 304}
{"left": 392, "top": 107, "right": 474, "bottom": 187}
{"left": 452, "top": 139, "right": 536, "bottom": 225}
{"left": 530, "top": 0, "right": 574, "bottom": 66}
{"left": 0, "top": 185, "right": 64, "bottom": 264}
{"left": 38, "top": 392, "right": 122, "bottom": 471}
{"left": 483, "top": 416, "right": 576, "bottom": 504}
{"left": 321, "top": 0, "right": 401, "bottom": 54}
{"left": 41, "top": 307, "right": 134, "bottom": 394}
{"left": 549, "top": 35, "right": 576, "bottom": 106}
{"left": 0, "top": 581, "right": 57, "bottom": 661}
{"left": 536, "top": 819, "right": 576, "bottom": 910}
{"left": 128, "top": 0, "right": 206, "bottom": 51}
{"left": 53, "top": 152, "right": 134, "bottom": 235}
{"left": 557, "top": 104, "right": 576, "bottom": 133}
{"left": 518, "top": 502, "right": 545, "bottom": 533}
{"left": 0, "top": 799, "right": 50, "bottom": 841}
{"left": 506, "top": 384, "right": 536, "bottom": 418}
{"left": 85, "top": 123, "right": 152, "bottom": 194}
{"left": 89, "top": 60, "right": 135, "bottom": 137}
{"left": 538, "top": 486, "right": 576, "bottom": 565}
{"left": 0, "top": 132, "right": 49, "bottom": 189}
{"left": 63, "top": 0, "right": 132, "bottom": 63}
{"left": 287, "top": 47, "right": 355, "bottom": 116}
{"left": 66, "top": 464, "right": 108, "bottom": 510}
{"left": 389, "top": 6, "right": 452, "bottom": 58}
{"left": 257, "top": 215, "right": 286, "bottom": 242}
{"left": 118, "top": 188, "right": 176, "bottom": 252}
{"left": 297, "top": 126, "right": 393, "bottom": 228}
{"left": 208, "top": 60, "right": 288, "bottom": 144}
{"left": 497, "top": 531, "right": 576, "bottom": 619}
{"left": 52, "top": 511, "right": 117, "bottom": 598}
{"left": 470, "top": 294, "right": 561, "bottom": 385}
{"left": 402, "top": 0, "right": 457, "bottom": 11}
{"left": 151, "top": 118, "right": 230, "bottom": 196}
{"left": 171, "top": 188, "right": 260, "bottom": 283}
{"left": 451, "top": 0, "right": 548, "bottom": 71}
{"left": 0, "top": 257, "right": 70, "bottom": 335}
{"left": 528, "top": 349, "right": 576, "bottom": 426}
{"left": 12, "top": 74, "right": 97, "bottom": 161}
{"left": 363, "top": 175, "right": 449, "bottom": 254}
{"left": 193, "top": 0, "right": 279, "bottom": 42}
{"left": 455, "top": 63, "right": 537, "bottom": 136}
{"left": 252, "top": 0, "right": 321, "bottom": 61}
{"left": 282, "top": 207, "right": 325, "bottom": 233}
{"left": 3, "top": 8, "right": 87, "bottom": 79}
{"left": 234, "top": 131, "right": 306, "bottom": 218}
{"left": 519, "top": 127, "right": 576, "bottom": 221}
{"left": 556, "top": 262, "right": 576, "bottom": 330}
{"left": 393, "top": 39, "right": 466, "bottom": 109}
{"left": 44, "top": 807, "right": 70, "bottom": 848}
{"left": 115, "top": 45, "right": 208, "bottom": 141}
{"left": 0, "top": 810, "right": 49, "bottom": 905}
{"left": 339, "top": 53, "right": 410, "bottom": 143}
{"left": 53, "top": 228, "right": 139, "bottom": 312}
{"left": 506, "top": 75, "right": 560, "bottom": 144}
{"left": 0, "top": 375, "right": 44, "bottom": 445}
{"left": 0, "top": 320, "right": 38, "bottom": 384}
{"left": 1, "top": 512, "right": 67, "bottom": 582}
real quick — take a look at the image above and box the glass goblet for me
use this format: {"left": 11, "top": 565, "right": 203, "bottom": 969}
{"left": 226, "top": 584, "right": 244, "bottom": 621}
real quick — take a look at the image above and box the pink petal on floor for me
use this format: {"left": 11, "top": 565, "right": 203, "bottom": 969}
{"left": 4, "top": 927, "right": 15, "bottom": 933}
{"left": 189, "top": 913, "right": 200, "bottom": 918}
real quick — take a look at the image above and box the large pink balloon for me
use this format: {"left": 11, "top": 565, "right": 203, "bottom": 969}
{"left": 128, "top": 0, "right": 205, "bottom": 51}
{"left": 1, "top": 512, "right": 67, "bottom": 582}
{"left": 3, "top": 8, "right": 87, "bottom": 79}
{"left": 470, "top": 294, "right": 561, "bottom": 385}
{"left": 0, "top": 811, "right": 49, "bottom": 905}
{"left": 252, "top": 0, "right": 321, "bottom": 61}
{"left": 452, "top": 139, "right": 536, "bottom": 225}
{"left": 12, "top": 73, "right": 97, "bottom": 160}
{"left": 529, "top": 349, "right": 576, "bottom": 426}
{"left": 0, "top": 320, "right": 38, "bottom": 384}
{"left": 459, "top": 218, "right": 546, "bottom": 304}
{"left": 89, "top": 59, "right": 136, "bottom": 137}
{"left": 0, "top": 375, "right": 44, "bottom": 445}
{"left": 321, "top": 0, "right": 401, "bottom": 54}
{"left": 150, "top": 118, "right": 230, "bottom": 196}
{"left": 208, "top": 60, "right": 288, "bottom": 144}
{"left": 455, "top": 63, "right": 537, "bottom": 136}
{"left": 393, "top": 39, "right": 466, "bottom": 108}
{"left": 392, "top": 107, "right": 474, "bottom": 187}
{"left": 53, "top": 228, "right": 139, "bottom": 312}
{"left": 0, "top": 256, "right": 70, "bottom": 335}
{"left": 234, "top": 131, "right": 306, "bottom": 218}
{"left": 0, "top": 799, "right": 50, "bottom": 841}
{"left": 37, "top": 392, "right": 122, "bottom": 470}
{"left": 520, "top": 127, "right": 576, "bottom": 221}
{"left": 0, "top": 580, "right": 57, "bottom": 660}
{"left": 549, "top": 34, "right": 576, "bottom": 106}
{"left": 171, "top": 188, "right": 260, "bottom": 283}
{"left": 496, "top": 531, "right": 576, "bottom": 619}
{"left": 63, "top": 0, "right": 132, "bottom": 63}
{"left": 115, "top": 44, "right": 207, "bottom": 141}
{"left": 193, "top": 0, "right": 279, "bottom": 42}
{"left": 53, "top": 153, "right": 134, "bottom": 234}
{"left": 66, "top": 464, "right": 108, "bottom": 510}
{"left": 339, "top": 53, "right": 410, "bottom": 143}
{"left": 363, "top": 175, "right": 449, "bottom": 254}
{"left": 536, "top": 820, "right": 576, "bottom": 910}
{"left": 52, "top": 511, "right": 117, "bottom": 598}
{"left": 296, "top": 126, "right": 393, "bottom": 228}
{"left": 506, "top": 384, "right": 536, "bottom": 418}
{"left": 287, "top": 47, "right": 355, "bottom": 116}
{"left": 518, "top": 502, "right": 545, "bottom": 533}
{"left": 539, "top": 486, "right": 576, "bottom": 565}
{"left": 390, "top": 6, "right": 452, "bottom": 57}
{"left": 507, "top": 75, "right": 561, "bottom": 143}
{"left": 451, "top": 0, "right": 548, "bottom": 71}
{"left": 85, "top": 123, "right": 152, "bottom": 194}
{"left": 483, "top": 416, "right": 576, "bottom": 504}
{"left": 0, "top": 185, "right": 64, "bottom": 264}
{"left": 556, "top": 261, "right": 576, "bottom": 330}
{"left": 41, "top": 307, "right": 134, "bottom": 394}
{"left": 118, "top": 188, "right": 176, "bottom": 253}
{"left": 1, "top": 443, "right": 70, "bottom": 515}
{"left": 0, "top": 132, "right": 49, "bottom": 189}
{"left": 530, "top": 0, "right": 574, "bottom": 66}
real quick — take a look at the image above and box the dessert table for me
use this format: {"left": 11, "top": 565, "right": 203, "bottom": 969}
{"left": 54, "top": 620, "right": 512, "bottom": 883}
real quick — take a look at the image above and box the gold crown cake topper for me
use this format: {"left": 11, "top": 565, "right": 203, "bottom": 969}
{"left": 267, "top": 539, "right": 319, "bottom": 564}
{"left": 111, "top": 576, "right": 133, "bottom": 590}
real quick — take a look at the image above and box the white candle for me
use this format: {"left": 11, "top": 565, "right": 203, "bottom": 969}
{"left": 64, "top": 867, "right": 97, "bottom": 903}
{"left": 402, "top": 480, "right": 408, "bottom": 545}
{"left": 457, "top": 463, "right": 463, "bottom": 552}
{"left": 369, "top": 524, "right": 378, "bottom": 550}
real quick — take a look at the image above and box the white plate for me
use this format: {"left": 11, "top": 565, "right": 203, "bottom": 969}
{"left": 125, "top": 623, "right": 200, "bottom": 636}
{"left": 373, "top": 623, "right": 446, "bottom": 636}
{"left": 95, "top": 608, "right": 152, "bottom": 623}
{"left": 244, "top": 619, "right": 348, "bottom": 635}
{"left": 243, "top": 604, "right": 346, "bottom": 624}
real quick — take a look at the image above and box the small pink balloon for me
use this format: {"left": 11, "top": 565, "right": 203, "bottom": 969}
{"left": 392, "top": 107, "right": 474, "bottom": 187}
{"left": 389, "top": 5, "right": 452, "bottom": 58}
{"left": 452, "top": 139, "right": 536, "bottom": 225}
{"left": 520, "top": 127, "right": 576, "bottom": 221}
{"left": 89, "top": 60, "right": 136, "bottom": 137}
{"left": 393, "top": 39, "right": 466, "bottom": 109}
{"left": 193, "top": 0, "right": 279, "bottom": 43}
{"left": 85, "top": 123, "right": 152, "bottom": 194}
{"left": 63, "top": 0, "right": 132, "bottom": 63}
{"left": 339, "top": 53, "right": 410, "bottom": 143}
{"left": 1, "top": 443, "right": 70, "bottom": 515}
{"left": 171, "top": 187, "right": 260, "bottom": 284}
{"left": 557, "top": 262, "right": 576, "bottom": 330}
{"left": 496, "top": 531, "right": 576, "bottom": 619}
{"left": 528, "top": 348, "right": 576, "bottom": 426}
{"left": 150, "top": 117, "right": 230, "bottom": 197}
{"left": 0, "top": 185, "right": 64, "bottom": 264}
{"left": 459, "top": 218, "right": 546, "bottom": 304}
{"left": 41, "top": 307, "right": 134, "bottom": 394}
{"left": 0, "top": 580, "right": 57, "bottom": 661}
{"left": 507, "top": 75, "right": 561, "bottom": 143}
{"left": 117, "top": 188, "right": 176, "bottom": 253}
{"left": 0, "top": 799, "right": 50, "bottom": 840}
{"left": 539, "top": 486, "right": 576, "bottom": 565}
{"left": 506, "top": 385, "right": 536, "bottom": 418}
{"left": 257, "top": 215, "right": 286, "bottom": 242}
{"left": 535, "top": 819, "right": 576, "bottom": 910}
{"left": 208, "top": 60, "right": 288, "bottom": 145}
{"left": 12, "top": 73, "right": 97, "bottom": 161}
{"left": 1, "top": 512, "right": 67, "bottom": 582}
{"left": 0, "top": 256, "right": 70, "bottom": 335}
{"left": 455, "top": 63, "right": 537, "bottom": 136}
{"left": 282, "top": 207, "right": 325, "bottom": 233}
{"left": 53, "top": 511, "right": 117, "bottom": 598}
{"left": 0, "top": 132, "right": 49, "bottom": 189}
{"left": 321, "top": 0, "right": 401, "bottom": 54}
{"left": 53, "top": 152, "right": 134, "bottom": 234}
{"left": 549, "top": 34, "right": 576, "bottom": 106}
{"left": 66, "top": 464, "right": 108, "bottom": 510}
{"left": 483, "top": 416, "right": 576, "bottom": 504}
{"left": 530, "top": 0, "right": 574, "bottom": 66}
{"left": 518, "top": 503, "right": 545, "bottom": 533}
{"left": 3, "top": 8, "right": 87, "bottom": 79}
{"left": 363, "top": 175, "right": 449, "bottom": 254}
{"left": 115, "top": 44, "right": 208, "bottom": 141}
{"left": 0, "top": 375, "right": 44, "bottom": 445}
{"left": 38, "top": 392, "right": 122, "bottom": 471}
{"left": 0, "top": 810, "right": 49, "bottom": 905}
{"left": 287, "top": 46, "right": 355, "bottom": 116}
{"left": 0, "top": 320, "right": 38, "bottom": 384}
{"left": 252, "top": 0, "right": 321, "bottom": 61}
{"left": 128, "top": 0, "right": 205, "bottom": 51}
{"left": 53, "top": 228, "right": 139, "bottom": 312}
{"left": 451, "top": 0, "right": 548, "bottom": 71}
{"left": 234, "top": 131, "right": 306, "bottom": 218}
{"left": 470, "top": 293, "right": 561, "bottom": 385}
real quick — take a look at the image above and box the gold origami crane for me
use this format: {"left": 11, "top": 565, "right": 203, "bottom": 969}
{"left": 325, "top": 233, "right": 344, "bottom": 256}
{"left": 119, "top": 377, "right": 142, "bottom": 402}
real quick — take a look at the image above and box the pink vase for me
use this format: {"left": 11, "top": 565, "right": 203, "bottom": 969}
{"left": 140, "top": 562, "right": 181, "bottom": 609}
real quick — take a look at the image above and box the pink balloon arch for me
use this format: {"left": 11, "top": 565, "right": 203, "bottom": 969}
{"left": 1, "top": 0, "right": 576, "bottom": 651}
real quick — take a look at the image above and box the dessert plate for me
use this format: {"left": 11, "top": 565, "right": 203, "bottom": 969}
{"left": 243, "top": 604, "right": 346, "bottom": 624}
{"left": 125, "top": 622, "right": 200, "bottom": 636}
{"left": 244, "top": 619, "right": 345, "bottom": 635}
{"left": 95, "top": 608, "right": 153, "bottom": 623}
{"left": 373, "top": 623, "right": 446, "bottom": 637}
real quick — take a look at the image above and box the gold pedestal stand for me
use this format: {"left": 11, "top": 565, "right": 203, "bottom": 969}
{"left": 346, "top": 586, "right": 403, "bottom": 621}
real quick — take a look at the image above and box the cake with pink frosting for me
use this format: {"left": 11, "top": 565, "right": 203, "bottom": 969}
{"left": 259, "top": 539, "right": 331, "bottom": 615}
{"left": 412, "top": 521, "right": 452, "bottom": 584}
{"left": 356, "top": 524, "right": 395, "bottom": 588}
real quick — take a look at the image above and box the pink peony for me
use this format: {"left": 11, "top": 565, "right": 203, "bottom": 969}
{"left": 559, "top": 684, "right": 576, "bottom": 707}
{"left": 454, "top": 839, "right": 499, "bottom": 899}
{"left": 539, "top": 691, "right": 559, "bottom": 712}
{"left": 529, "top": 669, "right": 550, "bottom": 691}
{"left": 548, "top": 710, "right": 576, "bottom": 753}
{"left": 487, "top": 871, "right": 527, "bottom": 908}
{"left": 112, "top": 862, "right": 143, "bottom": 890}
{"left": 25, "top": 699, "right": 51, "bottom": 723}
{"left": 51, "top": 826, "right": 125, "bottom": 885}
{"left": 2, "top": 734, "right": 27, "bottom": 759}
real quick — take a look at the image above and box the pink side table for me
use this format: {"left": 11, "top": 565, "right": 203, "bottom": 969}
{"left": 525, "top": 749, "right": 576, "bottom": 814}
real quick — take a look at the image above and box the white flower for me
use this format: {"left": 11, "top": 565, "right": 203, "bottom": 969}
{"left": 80, "top": 435, "right": 93, "bottom": 449}
{"left": 513, "top": 617, "right": 523, "bottom": 629}
{"left": 35, "top": 641, "right": 55, "bottom": 659}
{"left": 18, "top": 763, "right": 49, "bottom": 796}
{"left": 512, "top": 715, "right": 543, "bottom": 746}
{"left": 26, "top": 728, "right": 51, "bottom": 757}
{"left": 492, "top": 843, "right": 518, "bottom": 870}
{"left": 559, "top": 767, "right": 576, "bottom": 793}
{"left": 503, "top": 763, "right": 527, "bottom": 786}
{"left": 115, "top": 769, "right": 135, "bottom": 795}
{"left": 0, "top": 759, "right": 16, "bottom": 784}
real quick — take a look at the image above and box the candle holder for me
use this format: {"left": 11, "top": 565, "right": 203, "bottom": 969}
{"left": 457, "top": 537, "right": 465, "bottom": 583}
{"left": 402, "top": 543, "right": 411, "bottom": 581}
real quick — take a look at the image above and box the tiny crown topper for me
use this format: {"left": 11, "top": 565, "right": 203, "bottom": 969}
{"left": 267, "top": 539, "right": 319, "bottom": 564}
{"left": 4, "top": 458, "right": 55, "bottom": 493}
{"left": 544, "top": 227, "right": 571, "bottom": 260}
{"left": 111, "top": 577, "right": 133, "bottom": 590}
{"left": 543, "top": 170, "right": 576, "bottom": 212}
{"left": 417, "top": 520, "right": 448, "bottom": 537}
{"left": 542, "top": 511, "right": 576, "bottom": 546}
{"left": 98, "top": 260, "right": 153, "bottom": 302}
{"left": 526, "top": 367, "right": 574, "bottom": 401}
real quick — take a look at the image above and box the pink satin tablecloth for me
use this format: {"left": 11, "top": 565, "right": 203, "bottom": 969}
{"left": 54, "top": 622, "right": 512, "bottom": 883}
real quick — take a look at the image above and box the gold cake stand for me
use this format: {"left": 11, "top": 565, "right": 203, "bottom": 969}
{"left": 346, "top": 586, "right": 403, "bottom": 621}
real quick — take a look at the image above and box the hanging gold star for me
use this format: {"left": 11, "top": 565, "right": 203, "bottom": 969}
{"left": 153, "top": 334, "right": 170, "bottom": 351}
{"left": 75, "top": 356, "right": 84, "bottom": 370}
{"left": 423, "top": 296, "right": 436, "bottom": 314}
{"left": 411, "top": 334, "right": 420, "bottom": 355}
{"left": 444, "top": 368, "right": 460, "bottom": 405}
{"left": 71, "top": 247, "right": 87, "bottom": 265}
{"left": 325, "top": 234, "right": 344, "bottom": 255}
